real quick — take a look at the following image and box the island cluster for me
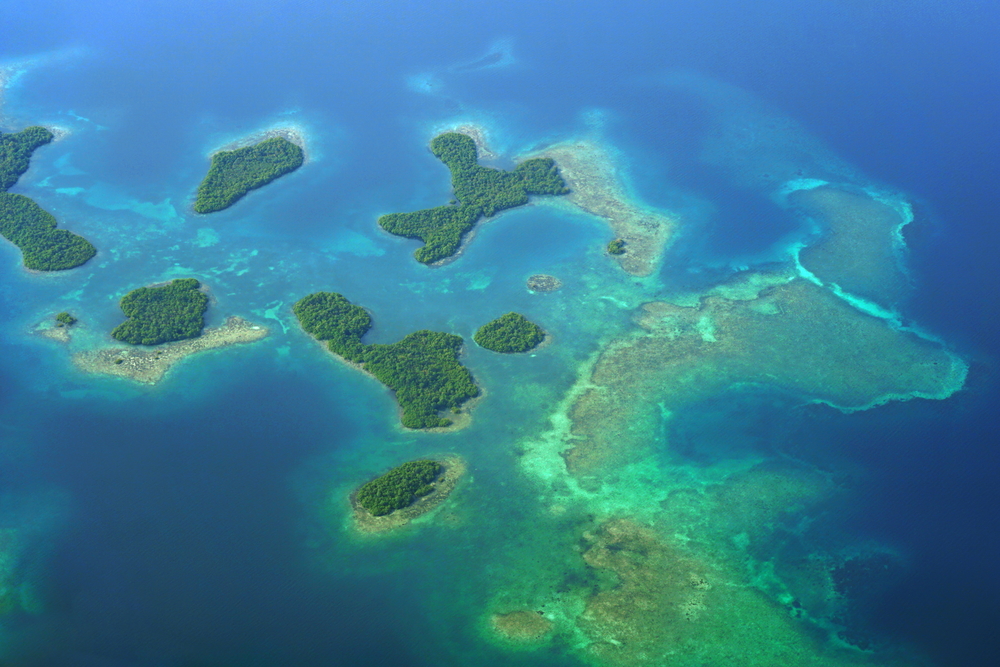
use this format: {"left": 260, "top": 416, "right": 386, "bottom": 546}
{"left": 0, "top": 126, "right": 96, "bottom": 271}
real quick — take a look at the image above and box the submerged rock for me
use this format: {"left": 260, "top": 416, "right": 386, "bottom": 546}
{"left": 526, "top": 274, "right": 563, "bottom": 292}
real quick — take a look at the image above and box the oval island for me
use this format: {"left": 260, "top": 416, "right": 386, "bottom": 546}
{"left": 474, "top": 312, "right": 545, "bottom": 353}
{"left": 350, "top": 456, "right": 466, "bottom": 533}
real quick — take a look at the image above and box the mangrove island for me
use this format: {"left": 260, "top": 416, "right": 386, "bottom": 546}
{"left": 351, "top": 456, "right": 466, "bottom": 533}
{"left": 607, "top": 238, "right": 626, "bottom": 255}
{"left": 356, "top": 459, "right": 443, "bottom": 516}
{"left": 111, "top": 278, "right": 209, "bottom": 345}
{"left": 55, "top": 312, "right": 77, "bottom": 327}
{"left": 0, "top": 193, "right": 97, "bottom": 271}
{"left": 0, "top": 126, "right": 97, "bottom": 271}
{"left": 194, "top": 136, "right": 304, "bottom": 213}
{"left": 1, "top": 126, "right": 53, "bottom": 191}
{"left": 378, "top": 132, "right": 569, "bottom": 264}
{"left": 474, "top": 312, "right": 545, "bottom": 353}
{"left": 293, "top": 291, "right": 480, "bottom": 429}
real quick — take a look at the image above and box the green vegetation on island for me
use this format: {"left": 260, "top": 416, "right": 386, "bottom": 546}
{"left": 355, "top": 459, "right": 444, "bottom": 516}
{"left": 293, "top": 291, "right": 480, "bottom": 428}
{"left": 55, "top": 312, "right": 77, "bottom": 327}
{"left": 0, "top": 193, "right": 97, "bottom": 271}
{"left": 474, "top": 312, "right": 545, "bottom": 353}
{"left": 194, "top": 136, "right": 304, "bottom": 213}
{"left": 1, "top": 126, "right": 53, "bottom": 191}
{"left": 111, "top": 278, "right": 209, "bottom": 346}
{"left": 607, "top": 238, "right": 626, "bottom": 255}
{"left": 378, "top": 132, "right": 569, "bottom": 264}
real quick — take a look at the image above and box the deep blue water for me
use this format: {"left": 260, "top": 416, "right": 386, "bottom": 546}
{"left": 2, "top": 1, "right": 999, "bottom": 666}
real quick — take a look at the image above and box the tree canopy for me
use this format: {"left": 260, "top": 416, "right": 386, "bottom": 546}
{"left": 194, "top": 136, "right": 304, "bottom": 213}
{"left": 55, "top": 312, "right": 77, "bottom": 327}
{"left": 607, "top": 238, "right": 626, "bottom": 255}
{"left": 378, "top": 132, "right": 569, "bottom": 264}
{"left": 355, "top": 460, "right": 444, "bottom": 516}
{"left": 0, "top": 126, "right": 53, "bottom": 191}
{"left": 0, "top": 193, "right": 96, "bottom": 271}
{"left": 474, "top": 312, "right": 545, "bottom": 353}
{"left": 111, "top": 278, "right": 209, "bottom": 345}
{"left": 293, "top": 291, "right": 480, "bottom": 428}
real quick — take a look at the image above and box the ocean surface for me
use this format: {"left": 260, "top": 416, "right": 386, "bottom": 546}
{"left": 2, "top": 1, "right": 999, "bottom": 666}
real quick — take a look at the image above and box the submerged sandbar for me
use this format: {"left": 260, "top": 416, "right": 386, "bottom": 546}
{"left": 522, "top": 140, "right": 677, "bottom": 277}
{"left": 73, "top": 316, "right": 268, "bottom": 384}
{"left": 557, "top": 273, "right": 966, "bottom": 478}
{"left": 788, "top": 184, "right": 912, "bottom": 307}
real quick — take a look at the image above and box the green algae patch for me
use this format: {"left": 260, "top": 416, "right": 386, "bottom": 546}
{"left": 194, "top": 136, "right": 304, "bottom": 213}
{"left": 350, "top": 456, "right": 466, "bottom": 533}
{"left": 790, "top": 186, "right": 911, "bottom": 307}
{"left": 111, "top": 278, "right": 208, "bottom": 345}
{"left": 474, "top": 312, "right": 545, "bottom": 353}
{"left": 562, "top": 276, "right": 965, "bottom": 478}
{"left": 378, "top": 131, "right": 569, "bottom": 264}
{"left": 574, "top": 518, "right": 885, "bottom": 667}
{"left": 0, "top": 193, "right": 96, "bottom": 271}
{"left": 489, "top": 610, "right": 553, "bottom": 644}
{"left": 0, "top": 125, "right": 53, "bottom": 191}
{"left": 293, "top": 291, "right": 480, "bottom": 429}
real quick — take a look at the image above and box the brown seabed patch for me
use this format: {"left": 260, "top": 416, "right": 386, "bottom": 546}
{"left": 72, "top": 316, "right": 269, "bottom": 385}
{"left": 522, "top": 140, "right": 677, "bottom": 277}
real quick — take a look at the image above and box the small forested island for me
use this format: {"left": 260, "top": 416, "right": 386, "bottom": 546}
{"left": 378, "top": 132, "right": 569, "bottom": 264}
{"left": 356, "top": 460, "right": 443, "bottom": 516}
{"left": 111, "top": 278, "right": 209, "bottom": 345}
{"left": 474, "top": 312, "right": 545, "bottom": 353}
{"left": 293, "top": 291, "right": 480, "bottom": 429}
{"left": 194, "top": 136, "right": 304, "bottom": 213}
{"left": 0, "top": 126, "right": 53, "bottom": 191}
{"left": 0, "top": 193, "right": 97, "bottom": 271}
{"left": 607, "top": 238, "right": 626, "bottom": 255}
{"left": 55, "top": 312, "right": 77, "bottom": 327}
{"left": 350, "top": 456, "right": 466, "bottom": 533}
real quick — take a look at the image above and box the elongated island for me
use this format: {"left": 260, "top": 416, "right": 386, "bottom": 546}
{"left": 378, "top": 132, "right": 569, "bottom": 264}
{"left": 1, "top": 125, "right": 53, "bottom": 190}
{"left": 194, "top": 135, "right": 304, "bottom": 213}
{"left": 350, "top": 456, "right": 466, "bottom": 533}
{"left": 293, "top": 291, "right": 480, "bottom": 429}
